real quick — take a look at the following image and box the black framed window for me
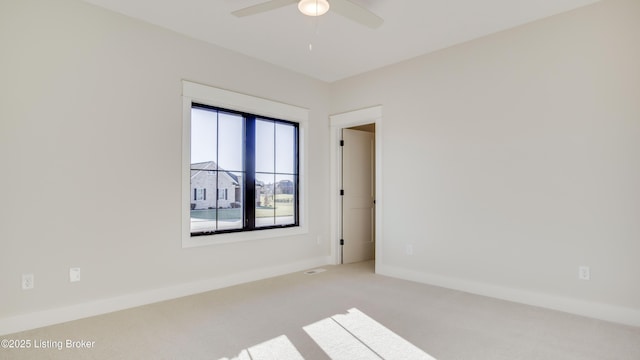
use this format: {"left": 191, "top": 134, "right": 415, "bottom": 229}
{"left": 189, "top": 103, "right": 299, "bottom": 236}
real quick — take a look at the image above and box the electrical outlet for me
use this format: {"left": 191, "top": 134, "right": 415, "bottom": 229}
{"left": 406, "top": 244, "right": 413, "bottom": 255}
{"left": 579, "top": 266, "right": 590, "bottom": 280}
{"left": 22, "top": 274, "right": 34, "bottom": 290}
{"left": 70, "top": 267, "right": 81, "bottom": 282}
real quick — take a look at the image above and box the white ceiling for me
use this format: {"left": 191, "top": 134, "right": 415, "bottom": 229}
{"left": 82, "top": 0, "right": 600, "bottom": 82}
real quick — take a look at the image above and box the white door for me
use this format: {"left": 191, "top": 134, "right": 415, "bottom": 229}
{"left": 342, "top": 128, "right": 375, "bottom": 264}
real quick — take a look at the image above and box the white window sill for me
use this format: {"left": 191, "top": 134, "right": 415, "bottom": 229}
{"left": 182, "top": 225, "right": 308, "bottom": 248}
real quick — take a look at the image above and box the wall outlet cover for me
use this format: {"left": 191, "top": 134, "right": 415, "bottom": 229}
{"left": 406, "top": 244, "right": 413, "bottom": 255}
{"left": 579, "top": 266, "right": 590, "bottom": 280}
{"left": 70, "top": 267, "right": 81, "bottom": 282}
{"left": 22, "top": 274, "right": 34, "bottom": 290}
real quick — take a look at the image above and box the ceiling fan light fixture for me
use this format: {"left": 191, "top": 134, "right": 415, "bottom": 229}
{"left": 298, "top": 0, "right": 330, "bottom": 17}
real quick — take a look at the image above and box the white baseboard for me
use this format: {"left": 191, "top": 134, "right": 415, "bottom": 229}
{"left": 377, "top": 263, "right": 640, "bottom": 328}
{"left": 0, "top": 256, "right": 332, "bottom": 336}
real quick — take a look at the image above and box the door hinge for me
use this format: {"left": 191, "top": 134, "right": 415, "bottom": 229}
{"left": 340, "top": 140, "right": 344, "bottom": 147}
{"left": 340, "top": 189, "right": 344, "bottom": 196}
{"left": 340, "top": 239, "right": 344, "bottom": 246}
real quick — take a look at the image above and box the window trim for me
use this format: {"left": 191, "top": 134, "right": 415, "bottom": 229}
{"left": 182, "top": 80, "right": 309, "bottom": 248}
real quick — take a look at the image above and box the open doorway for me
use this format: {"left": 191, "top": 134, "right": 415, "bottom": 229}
{"left": 329, "top": 106, "right": 382, "bottom": 267}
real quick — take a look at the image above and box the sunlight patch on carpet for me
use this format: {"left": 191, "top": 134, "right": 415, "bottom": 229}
{"left": 218, "top": 335, "right": 304, "bottom": 360}
{"left": 218, "top": 308, "right": 436, "bottom": 359}
{"left": 304, "top": 308, "right": 436, "bottom": 360}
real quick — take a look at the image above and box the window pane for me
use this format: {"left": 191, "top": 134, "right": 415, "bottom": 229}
{"left": 217, "top": 171, "right": 244, "bottom": 231}
{"left": 255, "top": 119, "right": 275, "bottom": 173}
{"left": 275, "top": 174, "right": 296, "bottom": 225}
{"left": 218, "top": 112, "right": 244, "bottom": 172}
{"left": 191, "top": 108, "right": 217, "bottom": 164}
{"left": 255, "top": 173, "right": 275, "bottom": 227}
{"left": 191, "top": 107, "right": 219, "bottom": 234}
{"left": 190, "top": 169, "right": 244, "bottom": 233}
{"left": 190, "top": 168, "right": 217, "bottom": 233}
{"left": 275, "top": 123, "right": 295, "bottom": 174}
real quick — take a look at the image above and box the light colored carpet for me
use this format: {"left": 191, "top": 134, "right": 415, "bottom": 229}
{"left": 2, "top": 261, "right": 639, "bottom": 359}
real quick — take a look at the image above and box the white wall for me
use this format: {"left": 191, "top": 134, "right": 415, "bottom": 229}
{"left": 0, "top": 0, "right": 331, "bottom": 333}
{"left": 331, "top": 0, "right": 640, "bottom": 325}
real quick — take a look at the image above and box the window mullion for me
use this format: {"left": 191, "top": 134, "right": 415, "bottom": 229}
{"left": 273, "top": 121, "right": 277, "bottom": 225}
{"left": 294, "top": 125, "right": 300, "bottom": 225}
{"left": 215, "top": 111, "right": 220, "bottom": 231}
{"left": 245, "top": 116, "right": 256, "bottom": 230}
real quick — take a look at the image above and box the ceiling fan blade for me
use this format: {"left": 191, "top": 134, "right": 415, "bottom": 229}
{"left": 232, "top": 0, "right": 299, "bottom": 17}
{"left": 329, "top": 0, "right": 384, "bottom": 29}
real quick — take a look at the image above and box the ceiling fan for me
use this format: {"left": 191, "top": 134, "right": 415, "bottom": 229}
{"left": 232, "top": 0, "right": 384, "bottom": 29}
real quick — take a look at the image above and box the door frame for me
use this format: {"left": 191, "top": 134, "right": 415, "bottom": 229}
{"left": 329, "top": 105, "right": 383, "bottom": 268}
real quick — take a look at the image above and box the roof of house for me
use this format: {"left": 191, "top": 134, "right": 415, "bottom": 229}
{"left": 190, "top": 161, "right": 240, "bottom": 185}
